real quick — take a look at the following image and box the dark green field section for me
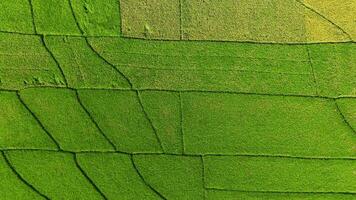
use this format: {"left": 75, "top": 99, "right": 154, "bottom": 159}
{"left": 0, "top": 89, "right": 355, "bottom": 199}
{"left": 19, "top": 88, "right": 115, "bottom": 151}
{"left": 0, "top": 92, "right": 57, "bottom": 150}
{"left": 77, "top": 90, "right": 163, "bottom": 153}
{"left": 0, "top": 150, "right": 355, "bottom": 200}
{"left": 0, "top": 0, "right": 355, "bottom": 199}
{"left": 0, "top": 152, "right": 45, "bottom": 200}
{"left": 77, "top": 153, "right": 160, "bottom": 199}
{"left": 182, "top": 93, "right": 355, "bottom": 157}
{"left": 1, "top": 89, "right": 355, "bottom": 157}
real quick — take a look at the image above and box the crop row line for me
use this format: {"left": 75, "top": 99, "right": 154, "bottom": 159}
{"left": 1, "top": 149, "right": 355, "bottom": 161}
{"left": 1, "top": 86, "right": 355, "bottom": 100}
{"left": 206, "top": 187, "right": 356, "bottom": 195}
{"left": 1, "top": 151, "right": 50, "bottom": 199}
{"left": 1, "top": 30, "right": 355, "bottom": 45}
{"left": 1, "top": 148, "right": 355, "bottom": 200}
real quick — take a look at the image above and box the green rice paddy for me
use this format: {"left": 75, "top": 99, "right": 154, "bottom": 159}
{"left": 0, "top": 0, "right": 355, "bottom": 199}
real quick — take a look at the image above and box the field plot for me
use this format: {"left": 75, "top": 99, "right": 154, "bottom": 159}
{"left": 121, "top": 0, "right": 355, "bottom": 42}
{"left": 0, "top": 0, "right": 355, "bottom": 199}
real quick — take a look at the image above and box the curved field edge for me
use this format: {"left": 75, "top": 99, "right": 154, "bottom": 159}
{"left": 0, "top": 150, "right": 355, "bottom": 200}
{"left": 1, "top": 88, "right": 355, "bottom": 157}
{"left": 1, "top": 32, "right": 355, "bottom": 98}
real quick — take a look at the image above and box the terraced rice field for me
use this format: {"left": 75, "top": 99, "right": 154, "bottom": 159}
{"left": 0, "top": 0, "right": 355, "bottom": 199}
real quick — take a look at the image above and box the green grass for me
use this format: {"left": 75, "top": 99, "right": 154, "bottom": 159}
{"left": 0, "top": 33, "right": 65, "bottom": 89}
{"left": 0, "top": 0, "right": 34, "bottom": 34}
{"left": 44, "top": 36, "right": 130, "bottom": 89}
{"left": 0, "top": 0, "right": 355, "bottom": 199}
{"left": 71, "top": 0, "right": 121, "bottom": 36}
{"left": 5, "top": 151, "right": 104, "bottom": 200}
{"left": 181, "top": 0, "right": 307, "bottom": 42}
{"left": 140, "top": 91, "right": 183, "bottom": 154}
{"left": 133, "top": 154, "right": 205, "bottom": 199}
{"left": 309, "top": 44, "right": 356, "bottom": 96}
{"left": 31, "top": 0, "right": 81, "bottom": 35}
{"left": 77, "top": 90, "right": 163, "bottom": 153}
{"left": 204, "top": 156, "right": 356, "bottom": 192}
{"left": 182, "top": 92, "right": 355, "bottom": 157}
{"left": 0, "top": 92, "right": 56, "bottom": 149}
{"left": 120, "top": 0, "right": 181, "bottom": 40}
{"left": 206, "top": 189, "right": 356, "bottom": 200}
{"left": 77, "top": 153, "right": 160, "bottom": 199}
{"left": 337, "top": 98, "right": 356, "bottom": 129}
{"left": 0, "top": 152, "right": 45, "bottom": 200}
{"left": 19, "top": 88, "right": 115, "bottom": 151}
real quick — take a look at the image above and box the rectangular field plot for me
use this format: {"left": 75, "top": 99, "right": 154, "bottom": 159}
{"left": 120, "top": 0, "right": 181, "bottom": 39}
{"left": 0, "top": 0, "right": 34, "bottom": 33}
{"left": 88, "top": 37, "right": 319, "bottom": 96}
{"left": 182, "top": 93, "right": 356, "bottom": 157}
{"left": 119, "top": 0, "right": 352, "bottom": 42}
{"left": 181, "top": 0, "right": 306, "bottom": 42}
{"left": 0, "top": 33, "right": 65, "bottom": 90}
{"left": 204, "top": 155, "right": 356, "bottom": 192}
{"left": 206, "top": 190, "right": 356, "bottom": 200}
{"left": 32, "top": 0, "right": 81, "bottom": 35}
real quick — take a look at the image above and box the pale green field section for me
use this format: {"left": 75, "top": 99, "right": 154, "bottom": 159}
{"left": 304, "top": 0, "right": 356, "bottom": 40}
{"left": 120, "top": 0, "right": 181, "bottom": 40}
{"left": 0, "top": 33, "right": 65, "bottom": 90}
{"left": 1, "top": 0, "right": 354, "bottom": 42}
{"left": 120, "top": 0, "right": 355, "bottom": 42}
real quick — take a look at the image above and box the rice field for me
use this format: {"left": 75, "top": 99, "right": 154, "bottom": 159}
{"left": 0, "top": 0, "right": 355, "bottom": 199}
